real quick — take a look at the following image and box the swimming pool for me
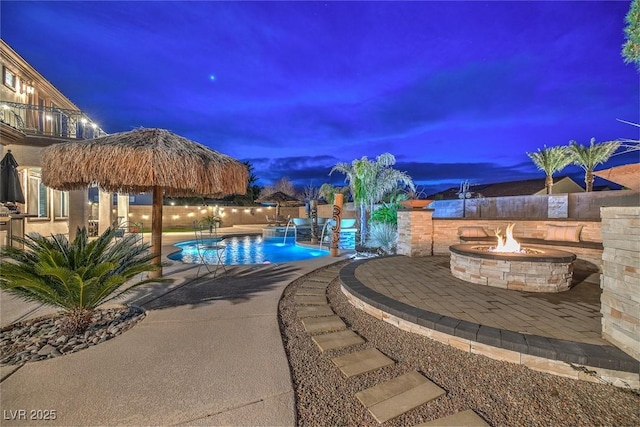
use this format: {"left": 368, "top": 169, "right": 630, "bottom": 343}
{"left": 169, "top": 235, "right": 330, "bottom": 265}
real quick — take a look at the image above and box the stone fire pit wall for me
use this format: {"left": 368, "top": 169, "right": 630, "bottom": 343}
{"left": 449, "top": 244, "right": 576, "bottom": 293}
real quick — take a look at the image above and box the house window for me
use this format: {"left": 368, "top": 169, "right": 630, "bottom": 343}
{"left": 27, "top": 168, "right": 49, "bottom": 218}
{"left": 3, "top": 66, "right": 16, "bottom": 91}
{"left": 53, "top": 190, "right": 69, "bottom": 219}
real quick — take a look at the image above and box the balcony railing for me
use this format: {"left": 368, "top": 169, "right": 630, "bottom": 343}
{"left": 0, "top": 101, "right": 107, "bottom": 139}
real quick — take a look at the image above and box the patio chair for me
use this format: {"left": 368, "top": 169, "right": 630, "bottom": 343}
{"left": 113, "top": 220, "right": 144, "bottom": 245}
{"left": 266, "top": 215, "right": 278, "bottom": 226}
{"left": 192, "top": 221, "right": 227, "bottom": 278}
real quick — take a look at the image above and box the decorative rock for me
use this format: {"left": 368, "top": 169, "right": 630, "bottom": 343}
{"left": 37, "top": 344, "right": 56, "bottom": 356}
{"left": 0, "top": 306, "right": 146, "bottom": 366}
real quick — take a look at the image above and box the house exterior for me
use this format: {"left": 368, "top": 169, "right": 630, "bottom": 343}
{"left": 0, "top": 39, "right": 106, "bottom": 241}
{"left": 428, "top": 176, "right": 584, "bottom": 200}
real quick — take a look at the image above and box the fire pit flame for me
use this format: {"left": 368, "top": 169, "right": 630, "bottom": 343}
{"left": 491, "top": 223, "right": 522, "bottom": 253}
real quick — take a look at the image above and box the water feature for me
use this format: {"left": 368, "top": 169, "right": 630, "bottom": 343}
{"left": 170, "top": 235, "right": 329, "bottom": 265}
{"left": 283, "top": 218, "right": 296, "bottom": 243}
{"left": 319, "top": 219, "right": 334, "bottom": 251}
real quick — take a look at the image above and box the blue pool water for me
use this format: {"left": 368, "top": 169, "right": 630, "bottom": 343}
{"left": 169, "top": 235, "right": 329, "bottom": 265}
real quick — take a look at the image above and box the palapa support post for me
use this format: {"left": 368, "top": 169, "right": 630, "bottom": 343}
{"left": 331, "top": 194, "right": 343, "bottom": 257}
{"left": 150, "top": 186, "right": 163, "bottom": 278}
{"left": 310, "top": 199, "right": 318, "bottom": 244}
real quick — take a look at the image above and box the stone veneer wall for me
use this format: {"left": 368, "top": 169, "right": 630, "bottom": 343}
{"left": 396, "top": 213, "right": 603, "bottom": 263}
{"left": 600, "top": 207, "right": 640, "bottom": 361}
{"left": 450, "top": 251, "right": 573, "bottom": 292}
{"left": 432, "top": 218, "right": 602, "bottom": 268}
{"left": 397, "top": 209, "right": 434, "bottom": 256}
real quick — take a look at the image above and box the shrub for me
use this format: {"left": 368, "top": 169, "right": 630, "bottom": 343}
{"left": 0, "top": 226, "right": 163, "bottom": 335}
{"left": 366, "top": 222, "right": 398, "bottom": 255}
{"left": 371, "top": 201, "right": 402, "bottom": 226}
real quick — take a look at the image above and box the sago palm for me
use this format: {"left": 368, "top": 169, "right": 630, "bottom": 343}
{"left": 526, "top": 145, "right": 572, "bottom": 194}
{"left": 0, "top": 226, "right": 162, "bottom": 335}
{"left": 568, "top": 138, "right": 621, "bottom": 192}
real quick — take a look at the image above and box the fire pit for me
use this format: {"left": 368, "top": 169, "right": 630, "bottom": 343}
{"left": 449, "top": 224, "right": 577, "bottom": 293}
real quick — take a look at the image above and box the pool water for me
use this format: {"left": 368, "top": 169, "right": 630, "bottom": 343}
{"left": 169, "top": 235, "right": 329, "bottom": 265}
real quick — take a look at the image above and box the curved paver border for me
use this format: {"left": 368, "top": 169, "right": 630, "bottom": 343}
{"left": 339, "top": 258, "right": 639, "bottom": 389}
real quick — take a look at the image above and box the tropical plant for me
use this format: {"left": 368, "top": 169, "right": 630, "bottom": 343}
{"left": 371, "top": 192, "right": 406, "bottom": 226}
{"left": 203, "top": 214, "right": 222, "bottom": 231}
{"left": 403, "top": 185, "right": 428, "bottom": 200}
{"left": 623, "top": 0, "right": 640, "bottom": 69}
{"left": 318, "top": 183, "right": 349, "bottom": 205}
{"left": 330, "top": 153, "right": 414, "bottom": 245}
{"left": 366, "top": 222, "right": 398, "bottom": 255}
{"left": 526, "top": 145, "right": 572, "bottom": 194}
{"left": 568, "top": 138, "right": 621, "bottom": 192}
{"left": 371, "top": 202, "right": 401, "bottom": 226}
{"left": 0, "top": 226, "right": 162, "bottom": 335}
{"left": 229, "top": 161, "right": 261, "bottom": 205}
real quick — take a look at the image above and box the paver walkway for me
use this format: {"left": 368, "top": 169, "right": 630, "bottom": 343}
{"left": 293, "top": 264, "right": 488, "bottom": 425}
{"left": 340, "top": 255, "right": 639, "bottom": 383}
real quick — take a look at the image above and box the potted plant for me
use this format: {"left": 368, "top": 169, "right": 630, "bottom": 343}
{"left": 203, "top": 214, "right": 221, "bottom": 233}
{"left": 399, "top": 186, "right": 433, "bottom": 209}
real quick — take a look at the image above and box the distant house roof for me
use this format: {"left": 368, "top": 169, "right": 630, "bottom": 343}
{"left": 428, "top": 176, "right": 584, "bottom": 200}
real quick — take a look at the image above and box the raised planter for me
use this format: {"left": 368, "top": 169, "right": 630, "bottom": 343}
{"left": 400, "top": 199, "right": 433, "bottom": 209}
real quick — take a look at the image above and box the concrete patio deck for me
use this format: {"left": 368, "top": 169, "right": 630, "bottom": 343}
{"left": 0, "top": 226, "right": 350, "bottom": 426}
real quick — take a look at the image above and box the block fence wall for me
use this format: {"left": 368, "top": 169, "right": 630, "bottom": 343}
{"left": 125, "top": 203, "right": 357, "bottom": 230}
{"left": 600, "top": 207, "right": 640, "bottom": 361}
{"left": 127, "top": 205, "right": 301, "bottom": 229}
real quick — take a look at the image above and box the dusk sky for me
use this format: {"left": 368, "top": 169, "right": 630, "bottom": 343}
{"left": 2, "top": 1, "right": 638, "bottom": 195}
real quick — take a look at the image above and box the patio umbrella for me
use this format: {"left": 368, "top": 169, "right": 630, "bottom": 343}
{"left": 41, "top": 128, "right": 248, "bottom": 277}
{"left": 257, "top": 191, "right": 299, "bottom": 217}
{"left": 593, "top": 163, "right": 640, "bottom": 191}
{"left": 0, "top": 150, "right": 25, "bottom": 205}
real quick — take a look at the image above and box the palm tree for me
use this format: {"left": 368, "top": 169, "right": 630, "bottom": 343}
{"left": 622, "top": 0, "right": 640, "bottom": 69}
{"left": 318, "top": 183, "right": 349, "bottom": 205}
{"left": 330, "top": 153, "right": 414, "bottom": 246}
{"left": 526, "top": 145, "right": 572, "bottom": 194}
{"left": 568, "top": 138, "right": 621, "bottom": 192}
{"left": 0, "top": 226, "right": 163, "bottom": 335}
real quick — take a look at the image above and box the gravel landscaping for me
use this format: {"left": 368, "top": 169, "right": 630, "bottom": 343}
{"left": 279, "top": 263, "right": 640, "bottom": 427}
{"left": 0, "top": 306, "right": 145, "bottom": 366}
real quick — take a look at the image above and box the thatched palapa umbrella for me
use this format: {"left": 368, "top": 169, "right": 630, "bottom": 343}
{"left": 41, "top": 128, "right": 248, "bottom": 277}
{"left": 257, "top": 191, "right": 300, "bottom": 218}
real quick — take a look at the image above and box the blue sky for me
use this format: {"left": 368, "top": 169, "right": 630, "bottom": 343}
{"left": 2, "top": 1, "right": 638, "bottom": 195}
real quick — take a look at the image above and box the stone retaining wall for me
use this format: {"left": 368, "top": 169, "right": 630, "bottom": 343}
{"left": 396, "top": 212, "right": 603, "bottom": 268}
{"left": 600, "top": 207, "right": 640, "bottom": 361}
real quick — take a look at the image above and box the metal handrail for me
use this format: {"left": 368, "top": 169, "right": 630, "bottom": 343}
{"left": 0, "top": 100, "right": 107, "bottom": 139}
